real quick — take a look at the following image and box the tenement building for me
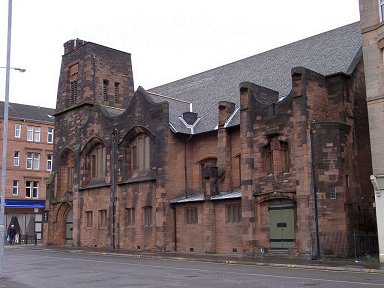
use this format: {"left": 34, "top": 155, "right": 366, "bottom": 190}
{"left": 0, "top": 102, "right": 55, "bottom": 242}
{"left": 359, "top": 0, "right": 384, "bottom": 262}
{"left": 44, "top": 23, "right": 375, "bottom": 257}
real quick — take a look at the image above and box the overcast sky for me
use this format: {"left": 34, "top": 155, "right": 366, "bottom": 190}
{"left": 0, "top": 0, "right": 360, "bottom": 109}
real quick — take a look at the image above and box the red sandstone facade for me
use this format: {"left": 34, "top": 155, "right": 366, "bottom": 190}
{"left": 45, "top": 25, "right": 375, "bottom": 258}
{"left": 0, "top": 102, "right": 55, "bottom": 242}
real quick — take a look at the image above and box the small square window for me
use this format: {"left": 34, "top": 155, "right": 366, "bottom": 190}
{"left": 144, "top": 206, "right": 152, "bottom": 226}
{"left": 25, "top": 181, "right": 39, "bottom": 198}
{"left": 227, "top": 204, "right": 242, "bottom": 224}
{"left": 185, "top": 207, "right": 198, "bottom": 225}
{"left": 326, "top": 187, "right": 337, "bottom": 199}
{"left": 86, "top": 211, "right": 93, "bottom": 228}
{"left": 98, "top": 210, "right": 107, "bottom": 228}
{"left": 126, "top": 208, "right": 135, "bottom": 227}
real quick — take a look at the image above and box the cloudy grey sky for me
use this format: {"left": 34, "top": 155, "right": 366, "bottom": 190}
{"left": 0, "top": 0, "right": 360, "bottom": 109}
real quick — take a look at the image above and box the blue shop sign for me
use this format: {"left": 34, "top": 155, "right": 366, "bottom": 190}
{"left": 3, "top": 200, "right": 45, "bottom": 208}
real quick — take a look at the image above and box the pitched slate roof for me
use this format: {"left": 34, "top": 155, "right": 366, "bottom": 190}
{"left": 170, "top": 190, "right": 241, "bottom": 204}
{"left": 0, "top": 101, "right": 55, "bottom": 123}
{"left": 148, "top": 22, "right": 362, "bottom": 135}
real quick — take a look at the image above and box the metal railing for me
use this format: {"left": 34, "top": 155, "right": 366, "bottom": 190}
{"left": 311, "top": 231, "right": 379, "bottom": 260}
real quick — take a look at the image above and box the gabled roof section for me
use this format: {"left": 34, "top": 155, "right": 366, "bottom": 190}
{"left": 148, "top": 22, "right": 362, "bottom": 134}
{"left": 0, "top": 101, "right": 55, "bottom": 123}
{"left": 98, "top": 104, "right": 125, "bottom": 118}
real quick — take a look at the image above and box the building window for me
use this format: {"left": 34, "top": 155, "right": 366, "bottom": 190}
{"left": 381, "top": 0, "right": 384, "bottom": 21}
{"left": 70, "top": 81, "right": 78, "bottom": 104}
{"left": 67, "top": 166, "right": 74, "bottom": 191}
{"left": 98, "top": 210, "right": 107, "bottom": 228}
{"left": 326, "top": 187, "right": 337, "bottom": 199}
{"left": 263, "top": 139, "right": 289, "bottom": 175}
{"left": 33, "top": 153, "right": 40, "bottom": 170}
{"left": 126, "top": 208, "right": 135, "bottom": 227}
{"left": 25, "top": 181, "right": 39, "bottom": 198}
{"left": 47, "top": 127, "right": 54, "bottom": 143}
{"left": 34, "top": 126, "right": 41, "bottom": 142}
{"left": 27, "top": 126, "right": 41, "bottom": 142}
{"left": 346, "top": 175, "right": 350, "bottom": 188}
{"left": 130, "top": 134, "right": 150, "bottom": 172}
{"left": 12, "top": 180, "right": 18, "bottom": 196}
{"left": 26, "top": 152, "right": 40, "bottom": 170}
{"left": 27, "top": 126, "right": 33, "bottom": 141}
{"left": 144, "top": 206, "right": 152, "bottom": 226}
{"left": 232, "top": 154, "right": 241, "bottom": 188}
{"left": 264, "top": 143, "right": 273, "bottom": 175}
{"left": 226, "top": 204, "right": 241, "bottom": 224}
{"left": 47, "top": 154, "right": 53, "bottom": 171}
{"left": 114, "top": 82, "right": 120, "bottom": 103}
{"left": 185, "top": 207, "right": 198, "bottom": 225}
{"left": 14, "top": 124, "right": 21, "bottom": 138}
{"left": 103, "top": 79, "right": 109, "bottom": 101}
{"left": 88, "top": 145, "right": 106, "bottom": 178}
{"left": 85, "top": 211, "right": 93, "bottom": 228}
{"left": 69, "top": 63, "right": 79, "bottom": 105}
{"left": 13, "top": 151, "right": 20, "bottom": 167}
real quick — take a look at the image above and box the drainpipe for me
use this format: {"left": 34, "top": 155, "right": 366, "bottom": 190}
{"left": 172, "top": 205, "right": 177, "bottom": 251}
{"left": 111, "top": 129, "right": 117, "bottom": 249}
{"left": 92, "top": 54, "right": 96, "bottom": 102}
{"left": 310, "top": 120, "right": 320, "bottom": 258}
{"left": 184, "top": 135, "right": 192, "bottom": 198}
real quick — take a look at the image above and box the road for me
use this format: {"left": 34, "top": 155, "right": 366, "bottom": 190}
{"left": 1, "top": 247, "right": 383, "bottom": 288}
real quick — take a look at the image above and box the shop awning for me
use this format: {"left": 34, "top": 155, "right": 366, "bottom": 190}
{"left": 3, "top": 200, "right": 45, "bottom": 208}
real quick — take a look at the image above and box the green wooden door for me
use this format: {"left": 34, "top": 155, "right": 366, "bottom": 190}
{"left": 269, "top": 199, "right": 295, "bottom": 249}
{"left": 66, "top": 210, "right": 73, "bottom": 245}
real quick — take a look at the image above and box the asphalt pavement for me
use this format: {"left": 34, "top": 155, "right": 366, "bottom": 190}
{"left": 3, "top": 242, "right": 384, "bottom": 274}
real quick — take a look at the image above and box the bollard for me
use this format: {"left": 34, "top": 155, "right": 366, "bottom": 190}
{"left": 34, "top": 232, "right": 37, "bottom": 245}
{"left": 25, "top": 232, "right": 28, "bottom": 245}
{"left": 18, "top": 233, "right": 21, "bottom": 245}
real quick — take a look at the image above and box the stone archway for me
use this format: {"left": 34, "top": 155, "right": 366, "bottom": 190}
{"left": 56, "top": 203, "right": 72, "bottom": 245}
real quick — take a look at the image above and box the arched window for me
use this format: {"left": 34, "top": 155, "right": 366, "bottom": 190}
{"left": 87, "top": 144, "right": 106, "bottom": 178}
{"left": 58, "top": 149, "right": 75, "bottom": 198}
{"left": 130, "top": 134, "right": 150, "bottom": 172}
{"left": 120, "top": 127, "right": 152, "bottom": 179}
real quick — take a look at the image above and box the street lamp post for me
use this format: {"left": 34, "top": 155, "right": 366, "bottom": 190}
{"left": 0, "top": 0, "right": 13, "bottom": 279}
{"left": 0, "top": 67, "right": 26, "bottom": 73}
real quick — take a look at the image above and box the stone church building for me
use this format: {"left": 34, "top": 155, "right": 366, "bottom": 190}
{"left": 44, "top": 22, "right": 375, "bottom": 257}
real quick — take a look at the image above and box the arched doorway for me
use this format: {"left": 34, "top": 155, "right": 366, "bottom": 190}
{"left": 268, "top": 199, "right": 295, "bottom": 249}
{"left": 66, "top": 210, "right": 73, "bottom": 245}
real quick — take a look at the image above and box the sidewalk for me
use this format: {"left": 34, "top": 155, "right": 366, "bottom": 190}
{"left": 5, "top": 243, "right": 384, "bottom": 274}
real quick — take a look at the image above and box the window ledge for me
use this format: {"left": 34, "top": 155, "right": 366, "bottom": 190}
{"left": 119, "top": 175, "right": 156, "bottom": 185}
{"left": 80, "top": 180, "right": 109, "bottom": 191}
